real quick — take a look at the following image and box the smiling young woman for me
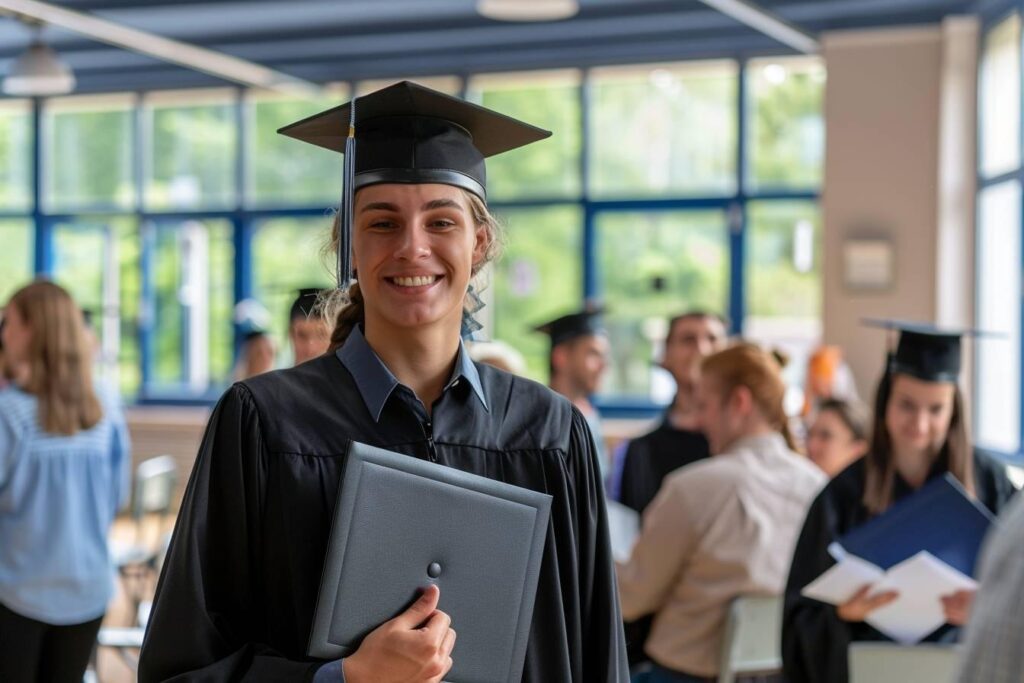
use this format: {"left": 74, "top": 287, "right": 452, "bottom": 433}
{"left": 782, "top": 323, "right": 1017, "bottom": 683}
{"left": 138, "top": 82, "right": 629, "bottom": 683}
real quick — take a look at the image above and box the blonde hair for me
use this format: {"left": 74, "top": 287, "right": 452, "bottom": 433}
{"left": 7, "top": 280, "right": 103, "bottom": 435}
{"left": 701, "top": 343, "right": 799, "bottom": 452}
{"left": 321, "top": 187, "right": 504, "bottom": 351}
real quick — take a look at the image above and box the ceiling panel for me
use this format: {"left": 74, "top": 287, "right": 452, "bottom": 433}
{"left": 0, "top": 0, "right": 980, "bottom": 94}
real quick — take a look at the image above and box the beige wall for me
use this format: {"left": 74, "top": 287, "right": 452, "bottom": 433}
{"left": 821, "top": 21, "right": 978, "bottom": 399}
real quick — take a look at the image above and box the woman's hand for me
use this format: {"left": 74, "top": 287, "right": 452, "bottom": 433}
{"left": 940, "top": 589, "right": 975, "bottom": 626}
{"left": 342, "top": 584, "right": 456, "bottom": 683}
{"left": 836, "top": 584, "right": 899, "bottom": 622}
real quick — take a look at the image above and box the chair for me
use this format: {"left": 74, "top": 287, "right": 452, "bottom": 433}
{"left": 111, "top": 455, "right": 178, "bottom": 625}
{"left": 717, "top": 595, "right": 783, "bottom": 683}
{"left": 848, "top": 642, "right": 960, "bottom": 683}
{"left": 94, "top": 626, "right": 147, "bottom": 676}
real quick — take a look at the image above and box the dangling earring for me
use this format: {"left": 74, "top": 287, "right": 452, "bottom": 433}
{"left": 461, "top": 283, "right": 485, "bottom": 339}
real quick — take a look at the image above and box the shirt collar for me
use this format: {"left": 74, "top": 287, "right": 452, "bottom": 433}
{"left": 337, "top": 325, "right": 489, "bottom": 422}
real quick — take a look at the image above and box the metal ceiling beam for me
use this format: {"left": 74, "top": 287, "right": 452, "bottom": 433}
{"left": 695, "top": 0, "right": 819, "bottom": 53}
{"left": 0, "top": 0, "right": 321, "bottom": 95}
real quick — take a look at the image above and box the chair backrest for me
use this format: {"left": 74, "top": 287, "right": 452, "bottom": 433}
{"left": 848, "top": 642, "right": 960, "bottom": 683}
{"left": 132, "top": 454, "right": 178, "bottom": 520}
{"left": 717, "top": 594, "right": 783, "bottom": 683}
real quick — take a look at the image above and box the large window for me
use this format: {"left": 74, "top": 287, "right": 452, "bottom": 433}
{"left": 144, "top": 90, "right": 237, "bottom": 210}
{"left": 4, "top": 60, "right": 823, "bottom": 405}
{"left": 0, "top": 100, "right": 32, "bottom": 212}
{"left": 466, "top": 70, "right": 582, "bottom": 201}
{"left": 245, "top": 89, "right": 346, "bottom": 207}
{"left": 0, "top": 220, "right": 32, "bottom": 303}
{"left": 252, "top": 216, "right": 335, "bottom": 364}
{"left": 589, "top": 62, "right": 738, "bottom": 198}
{"left": 976, "top": 9, "right": 1024, "bottom": 457}
{"left": 145, "top": 219, "right": 234, "bottom": 396}
{"left": 44, "top": 95, "right": 135, "bottom": 212}
{"left": 490, "top": 205, "right": 584, "bottom": 381}
{"left": 596, "top": 210, "right": 729, "bottom": 398}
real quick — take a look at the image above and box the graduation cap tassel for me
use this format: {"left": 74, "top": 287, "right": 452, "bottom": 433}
{"left": 337, "top": 100, "right": 357, "bottom": 294}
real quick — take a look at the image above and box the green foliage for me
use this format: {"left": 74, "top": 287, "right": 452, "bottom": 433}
{"left": 249, "top": 97, "right": 342, "bottom": 207}
{"left": 596, "top": 211, "right": 728, "bottom": 395}
{"left": 490, "top": 205, "right": 582, "bottom": 383}
{"left": 748, "top": 61, "right": 825, "bottom": 189}
{"left": 147, "top": 102, "right": 236, "bottom": 209}
{"left": 252, "top": 216, "right": 334, "bottom": 360}
{"left": 0, "top": 221, "right": 32, "bottom": 303}
{"left": 590, "top": 67, "right": 738, "bottom": 198}
{"left": 472, "top": 80, "right": 582, "bottom": 200}
{"left": 0, "top": 106, "right": 31, "bottom": 211}
{"left": 746, "top": 201, "right": 821, "bottom": 318}
{"left": 45, "top": 106, "right": 134, "bottom": 210}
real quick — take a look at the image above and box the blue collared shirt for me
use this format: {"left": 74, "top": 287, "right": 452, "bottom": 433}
{"left": 315, "top": 325, "right": 487, "bottom": 682}
{"left": 0, "top": 383, "right": 131, "bottom": 625}
{"left": 336, "top": 325, "right": 488, "bottom": 422}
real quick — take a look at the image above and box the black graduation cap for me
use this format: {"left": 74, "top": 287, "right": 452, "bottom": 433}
{"left": 864, "top": 319, "right": 990, "bottom": 383}
{"left": 290, "top": 287, "right": 325, "bottom": 323}
{"left": 278, "top": 81, "right": 552, "bottom": 292}
{"left": 533, "top": 305, "right": 607, "bottom": 348}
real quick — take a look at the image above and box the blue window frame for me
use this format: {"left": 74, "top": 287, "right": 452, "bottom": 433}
{"left": 9, "top": 58, "right": 823, "bottom": 408}
{"left": 977, "top": 0, "right": 1024, "bottom": 461}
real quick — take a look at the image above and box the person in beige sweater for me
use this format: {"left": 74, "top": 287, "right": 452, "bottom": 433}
{"left": 617, "top": 343, "right": 826, "bottom": 682}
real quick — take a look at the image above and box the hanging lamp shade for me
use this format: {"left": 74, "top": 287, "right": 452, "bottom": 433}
{"left": 476, "top": 0, "right": 579, "bottom": 22}
{"left": 4, "top": 40, "right": 76, "bottom": 96}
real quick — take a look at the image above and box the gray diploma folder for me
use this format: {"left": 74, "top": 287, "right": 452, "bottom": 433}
{"left": 308, "top": 441, "right": 553, "bottom": 682}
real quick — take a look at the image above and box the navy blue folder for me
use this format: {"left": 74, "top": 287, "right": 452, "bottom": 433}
{"left": 838, "top": 473, "right": 995, "bottom": 577}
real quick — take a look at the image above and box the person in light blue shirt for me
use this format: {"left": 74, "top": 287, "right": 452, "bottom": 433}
{"left": 0, "top": 280, "right": 131, "bottom": 683}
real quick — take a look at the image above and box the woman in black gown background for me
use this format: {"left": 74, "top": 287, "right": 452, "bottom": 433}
{"left": 138, "top": 82, "right": 628, "bottom": 682}
{"left": 782, "top": 324, "right": 1016, "bottom": 683}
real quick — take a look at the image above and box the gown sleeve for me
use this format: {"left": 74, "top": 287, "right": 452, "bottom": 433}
{"left": 973, "top": 448, "right": 1018, "bottom": 516}
{"left": 782, "top": 488, "right": 855, "bottom": 683}
{"left": 138, "top": 384, "right": 323, "bottom": 682}
{"left": 568, "top": 406, "right": 631, "bottom": 682}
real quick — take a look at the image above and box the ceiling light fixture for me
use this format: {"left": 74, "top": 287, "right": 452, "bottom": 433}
{"left": 3, "top": 26, "right": 75, "bottom": 96}
{"left": 477, "top": 0, "right": 579, "bottom": 22}
{"left": 0, "top": 0, "right": 319, "bottom": 96}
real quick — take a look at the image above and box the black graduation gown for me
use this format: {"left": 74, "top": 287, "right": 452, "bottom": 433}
{"left": 615, "top": 417, "right": 709, "bottom": 668}
{"left": 782, "top": 450, "right": 1017, "bottom": 683}
{"left": 138, "top": 354, "right": 629, "bottom": 682}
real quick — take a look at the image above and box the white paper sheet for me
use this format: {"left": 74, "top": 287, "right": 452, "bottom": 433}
{"left": 801, "top": 554, "right": 885, "bottom": 605}
{"left": 865, "top": 552, "right": 977, "bottom": 644}
{"left": 801, "top": 549, "right": 977, "bottom": 644}
{"left": 605, "top": 499, "right": 639, "bottom": 564}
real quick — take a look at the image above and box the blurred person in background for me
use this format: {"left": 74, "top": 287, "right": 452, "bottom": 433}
{"left": 615, "top": 311, "right": 729, "bottom": 514}
{"left": 467, "top": 338, "right": 526, "bottom": 375}
{"left": 783, "top": 323, "right": 1017, "bottom": 683}
{"left": 801, "top": 344, "right": 859, "bottom": 419}
{"left": 805, "top": 398, "right": 870, "bottom": 478}
{"left": 617, "top": 343, "right": 825, "bottom": 683}
{"left": 0, "top": 319, "right": 8, "bottom": 389}
{"left": 610, "top": 311, "right": 728, "bottom": 671}
{"left": 289, "top": 287, "right": 331, "bottom": 365}
{"left": 535, "top": 305, "right": 610, "bottom": 475}
{"left": 233, "top": 329, "right": 278, "bottom": 382}
{"left": 0, "top": 280, "right": 131, "bottom": 683}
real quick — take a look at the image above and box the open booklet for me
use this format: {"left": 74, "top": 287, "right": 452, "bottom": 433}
{"left": 801, "top": 473, "right": 995, "bottom": 644}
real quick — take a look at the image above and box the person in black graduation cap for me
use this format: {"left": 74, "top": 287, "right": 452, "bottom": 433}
{"left": 289, "top": 287, "right": 331, "bottom": 365}
{"left": 533, "top": 306, "right": 610, "bottom": 474}
{"left": 139, "top": 82, "right": 628, "bottom": 683}
{"left": 782, "top": 321, "right": 1017, "bottom": 683}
